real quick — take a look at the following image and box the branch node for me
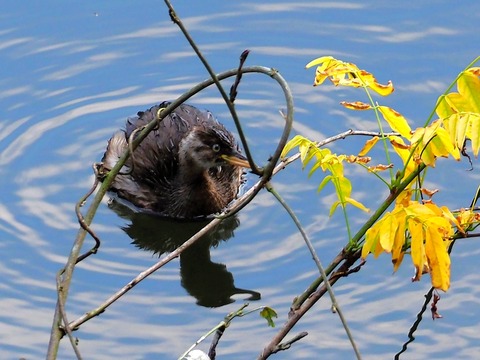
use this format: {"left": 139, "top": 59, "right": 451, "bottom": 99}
{"left": 273, "top": 331, "right": 308, "bottom": 354}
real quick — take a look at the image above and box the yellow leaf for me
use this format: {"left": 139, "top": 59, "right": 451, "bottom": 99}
{"left": 456, "top": 208, "right": 476, "bottom": 229}
{"left": 356, "top": 70, "right": 394, "bottom": 96}
{"left": 422, "top": 204, "right": 444, "bottom": 219}
{"left": 423, "top": 119, "right": 441, "bottom": 144}
{"left": 346, "top": 155, "right": 371, "bottom": 164}
{"left": 368, "top": 163, "right": 394, "bottom": 172}
{"left": 340, "top": 101, "right": 373, "bottom": 110}
{"left": 424, "top": 224, "right": 451, "bottom": 291}
{"left": 392, "top": 209, "right": 407, "bottom": 272}
{"left": 358, "top": 136, "right": 380, "bottom": 156}
{"left": 392, "top": 250, "right": 405, "bottom": 273}
{"left": 305, "top": 56, "right": 349, "bottom": 86}
{"left": 420, "top": 142, "right": 436, "bottom": 167}
{"left": 466, "top": 67, "right": 480, "bottom": 76}
{"left": 299, "top": 141, "right": 323, "bottom": 168}
{"left": 408, "top": 218, "right": 425, "bottom": 282}
{"left": 405, "top": 201, "right": 437, "bottom": 218}
{"left": 453, "top": 113, "right": 469, "bottom": 148}
{"left": 433, "top": 126, "right": 461, "bottom": 160}
{"left": 378, "top": 213, "right": 396, "bottom": 252}
{"left": 395, "top": 189, "right": 413, "bottom": 208}
{"left": 389, "top": 136, "right": 416, "bottom": 176}
{"left": 445, "top": 92, "right": 471, "bottom": 113}
{"left": 363, "top": 224, "right": 381, "bottom": 259}
{"left": 465, "top": 113, "right": 480, "bottom": 157}
{"left": 305, "top": 56, "right": 394, "bottom": 95}
{"left": 345, "top": 197, "right": 370, "bottom": 213}
{"left": 389, "top": 136, "right": 410, "bottom": 150}
{"left": 421, "top": 188, "right": 439, "bottom": 197}
{"left": 436, "top": 95, "right": 455, "bottom": 119}
{"left": 305, "top": 56, "right": 335, "bottom": 69}
{"left": 440, "top": 205, "right": 465, "bottom": 235}
{"left": 410, "top": 127, "right": 425, "bottom": 146}
{"left": 317, "top": 175, "right": 332, "bottom": 193}
{"left": 378, "top": 106, "right": 412, "bottom": 139}
{"left": 458, "top": 72, "right": 480, "bottom": 113}
{"left": 336, "top": 176, "right": 352, "bottom": 197}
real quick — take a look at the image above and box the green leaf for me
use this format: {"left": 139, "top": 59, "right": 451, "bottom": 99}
{"left": 260, "top": 307, "right": 277, "bottom": 328}
{"left": 329, "top": 200, "right": 341, "bottom": 217}
{"left": 336, "top": 176, "right": 352, "bottom": 198}
{"left": 317, "top": 175, "right": 332, "bottom": 193}
{"left": 281, "top": 135, "right": 306, "bottom": 158}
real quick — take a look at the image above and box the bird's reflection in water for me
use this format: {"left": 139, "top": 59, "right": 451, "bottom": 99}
{"left": 108, "top": 199, "right": 261, "bottom": 307}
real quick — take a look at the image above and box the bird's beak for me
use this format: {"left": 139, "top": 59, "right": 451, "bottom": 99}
{"left": 221, "top": 152, "right": 251, "bottom": 168}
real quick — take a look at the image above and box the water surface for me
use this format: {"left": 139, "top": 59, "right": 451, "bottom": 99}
{"left": 1, "top": 1, "right": 479, "bottom": 359}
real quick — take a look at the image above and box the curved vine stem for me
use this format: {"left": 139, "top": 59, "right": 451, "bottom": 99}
{"left": 46, "top": 65, "right": 293, "bottom": 360}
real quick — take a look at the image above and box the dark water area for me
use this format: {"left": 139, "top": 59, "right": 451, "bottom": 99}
{"left": 1, "top": 1, "right": 479, "bottom": 359}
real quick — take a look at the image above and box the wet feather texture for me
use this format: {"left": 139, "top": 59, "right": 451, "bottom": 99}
{"left": 100, "top": 101, "right": 249, "bottom": 218}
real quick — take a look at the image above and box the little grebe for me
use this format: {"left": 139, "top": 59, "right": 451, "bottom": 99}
{"left": 100, "top": 101, "right": 249, "bottom": 218}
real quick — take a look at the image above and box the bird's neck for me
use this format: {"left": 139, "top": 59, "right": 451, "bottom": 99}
{"left": 171, "top": 169, "right": 227, "bottom": 218}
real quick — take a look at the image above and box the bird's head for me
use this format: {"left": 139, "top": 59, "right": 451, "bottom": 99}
{"left": 178, "top": 126, "right": 250, "bottom": 171}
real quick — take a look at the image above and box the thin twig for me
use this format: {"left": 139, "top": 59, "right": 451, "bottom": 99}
{"left": 394, "top": 287, "right": 435, "bottom": 359}
{"left": 74, "top": 178, "right": 101, "bottom": 264}
{"left": 259, "top": 163, "right": 427, "bottom": 359}
{"left": 164, "top": 0, "right": 261, "bottom": 175}
{"left": 266, "top": 182, "right": 361, "bottom": 360}
{"left": 230, "top": 50, "right": 250, "bottom": 103}
{"left": 56, "top": 270, "right": 82, "bottom": 360}
{"left": 46, "top": 65, "right": 293, "bottom": 360}
{"left": 179, "top": 303, "right": 249, "bottom": 360}
{"left": 66, "top": 167, "right": 268, "bottom": 332}
{"left": 208, "top": 324, "right": 225, "bottom": 360}
{"left": 273, "top": 332, "right": 308, "bottom": 354}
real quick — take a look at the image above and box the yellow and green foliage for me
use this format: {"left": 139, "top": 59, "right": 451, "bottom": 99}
{"left": 282, "top": 56, "right": 480, "bottom": 291}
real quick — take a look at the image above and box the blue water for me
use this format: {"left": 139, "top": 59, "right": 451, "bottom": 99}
{"left": 1, "top": 1, "right": 479, "bottom": 359}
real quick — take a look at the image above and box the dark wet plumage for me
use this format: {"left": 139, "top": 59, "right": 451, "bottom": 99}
{"left": 100, "top": 101, "right": 249, "bottom": 218}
